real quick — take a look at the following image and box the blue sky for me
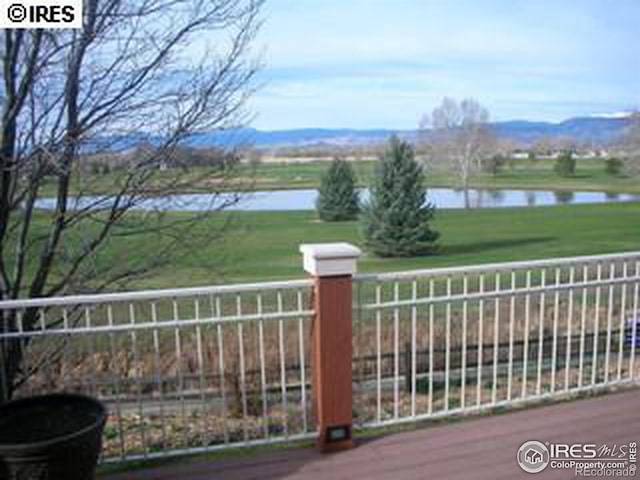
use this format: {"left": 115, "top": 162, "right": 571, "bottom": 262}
{"left": 249, "top": 0, "right": 640, "bottom": 130}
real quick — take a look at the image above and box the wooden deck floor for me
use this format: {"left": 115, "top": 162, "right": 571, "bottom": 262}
{"left": 104, "top": 389, "right": 640, "bottom": 480}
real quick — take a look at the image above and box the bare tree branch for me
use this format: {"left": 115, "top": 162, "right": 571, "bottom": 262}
{"left": 0, "top": 0, "right": 264, "bottom": 401}
{"left": 419, "top": 97, "right": 495, "bottom": 208}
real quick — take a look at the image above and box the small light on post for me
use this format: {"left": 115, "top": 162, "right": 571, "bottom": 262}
{"left": 300, "top": 242, "right": 361, "bottom": 453}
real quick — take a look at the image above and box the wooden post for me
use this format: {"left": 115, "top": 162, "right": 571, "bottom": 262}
{"left": 300, "top": 243, "right": 361, "bottom": 453}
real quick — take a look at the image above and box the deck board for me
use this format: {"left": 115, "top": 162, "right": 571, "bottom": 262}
{"left": 103, "top": 389, "right": 640, "bottom": 480}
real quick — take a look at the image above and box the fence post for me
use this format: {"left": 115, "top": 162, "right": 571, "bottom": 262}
{"left": 300, "top": 242, "right": 361, "bottom": 452}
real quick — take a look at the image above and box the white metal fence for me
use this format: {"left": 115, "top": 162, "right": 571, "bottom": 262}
{"left": 352, "top": 252, "right": 640, "bottom": 428}
{"left": 1, "top": 251, "right": 639, "bottom": 463}
{"left": 0, "top": 280, "right": 315, "bottom": 462}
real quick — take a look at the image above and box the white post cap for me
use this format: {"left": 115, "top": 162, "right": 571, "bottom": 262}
{"left": 300, "top": 242, "right": 362, "bottom": 277}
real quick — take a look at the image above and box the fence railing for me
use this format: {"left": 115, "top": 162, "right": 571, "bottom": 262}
{"left": 1, "top": 248, "right": 639, "bottom": 463}
{"left": 352, "top": 251, "right": 640, "bottom": 428}
{"left": 0, "top": 280, "right": 315, "bottom": 462}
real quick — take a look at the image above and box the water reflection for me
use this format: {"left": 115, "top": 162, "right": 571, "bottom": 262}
{"left": 525, "top": 191, "right": 536, "bottom": 207}
{"left": 35, "top": 188, "right": 640, "bottom": 212}
{"left": 605, "top": 192, "right": 620, "bottom": 201}
{"left": 553, "top": 191, "right": 575, "bottom": 205}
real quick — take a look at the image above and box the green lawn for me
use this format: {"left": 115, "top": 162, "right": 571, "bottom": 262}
{"left": 247, "top": 158, "right": 640, "bottom": 194}
{"left": 121, "top": 202, "right": 640, "bottom": 288}
{"left": 53, "top": 157, "right": 640, "bottom": 196}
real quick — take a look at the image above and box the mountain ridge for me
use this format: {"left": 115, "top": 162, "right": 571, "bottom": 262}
{"left": 195, "top": 115, "right": 632, "bottom": 148}
{"left": 104, "top": 114, "right": 634, "bottom": 151}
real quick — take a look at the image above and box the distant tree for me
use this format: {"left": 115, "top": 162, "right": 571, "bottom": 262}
{"left": 619, "top": 112, "right": 640, "bottom": 175}
{"left": 528, "top": 151, "right": 537, "bottom": 163}
{"left": 604, "top": 157, "right": 624, "bottom": 176}
{"left": 483, "top": 154, "right": 507, "bottom": 176}
{"left": 554, "top": 151, "right": 576, "bottom": 177}
{"left": 361, "top": 136, "right": 439, "bottom": 256}
{"left": 419, "top": 97, "right": 495, "bottom": 208}
{"left": 245, "top": 148, "right": 263, "bottom": 168}
{"left": 532, "top": 137, "right": 555, "bottom": 157}
{"left": 316, "top": 158, "right": 360, "bottom": 221}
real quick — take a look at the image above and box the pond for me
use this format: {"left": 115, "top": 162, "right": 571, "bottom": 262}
{"left": 35, "top": 188, "right": 640, "bottom": 212}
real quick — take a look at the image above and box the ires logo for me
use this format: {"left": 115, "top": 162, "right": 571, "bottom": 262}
{"left": 519, "top": 440, "right": 638, "bottom": 475}
{"left": 549, "top": 443, "right": 598, "bottom": 459}
{"left": 550, "top": 443, "right": 634, "bottom": 459}
{"left": 1, "top": 0, "right": 82, "bottom": 28}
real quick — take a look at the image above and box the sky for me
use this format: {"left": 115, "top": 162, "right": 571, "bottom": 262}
{"left": 248, "top": 0, "right": 640, "bottom": 130}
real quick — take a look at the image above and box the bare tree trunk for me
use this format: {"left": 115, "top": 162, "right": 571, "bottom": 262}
{"left": 421, "top": 97, "right": 495, "bottom": 208}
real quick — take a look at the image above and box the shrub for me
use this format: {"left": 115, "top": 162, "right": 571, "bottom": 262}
{"left": 361, "top": 136, "right": 439, "bottom": 257}
{"left": 316, "top": 158, "right": 360, "bottom": 221}
{"left": 604, "top": 157, "right": 623, "bottom": 175}
{"left": 483, "top": 154, "right": 507, "bottom": 175}
{"left": 554, "top": 151, "right": 576, "bottom": 177}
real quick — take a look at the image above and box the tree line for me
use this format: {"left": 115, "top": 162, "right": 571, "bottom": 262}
{"left": 317, "top": 104, "right": 640, "bottom": 258}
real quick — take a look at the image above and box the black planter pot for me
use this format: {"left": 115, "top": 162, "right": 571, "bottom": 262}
{"left": 0, "top": 393, "right": 107, "bottom": 480}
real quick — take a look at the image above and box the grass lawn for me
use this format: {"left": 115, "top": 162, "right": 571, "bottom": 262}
{"left": 53, "top": 157, "right": 640, "bottom": 196}
{"left": 248, "top": 158, "right": 640, "bottom": 194}
{"left": 124, "top": 202, "right": 640, "bottom": 288}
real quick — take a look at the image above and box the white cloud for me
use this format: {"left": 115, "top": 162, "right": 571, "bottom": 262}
{"left": 249, "top": 0, "right": 640, "bottom": 128}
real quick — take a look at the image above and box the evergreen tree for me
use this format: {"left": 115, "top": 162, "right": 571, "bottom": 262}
{"left": 604, "top": 157, "right": 623, "bottom": 175}
{"left": 361, "top": 136, "right": 439, "bottom": 257}
{"left": 554, "top": 151, "right": 576, "bottom": 177}
{"left": 316, "top": 158, "right": 360, "bottom": 221}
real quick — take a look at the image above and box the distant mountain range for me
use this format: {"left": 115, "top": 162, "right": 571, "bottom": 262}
{"left": 187, "top": 114, "right": 633, "bottom": 149}
{"left": 491, "top": 116, "right": 632, "bottom": 145}
{"left": 104, "top": 114, "right": 634, "bottom": 151}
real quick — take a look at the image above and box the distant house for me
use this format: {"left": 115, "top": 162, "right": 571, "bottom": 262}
{"left": 539, "top": 151, "right": 566, "bottom": 160}
{"left": 575, "top": 150, "right": 598, "bottom": 159}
